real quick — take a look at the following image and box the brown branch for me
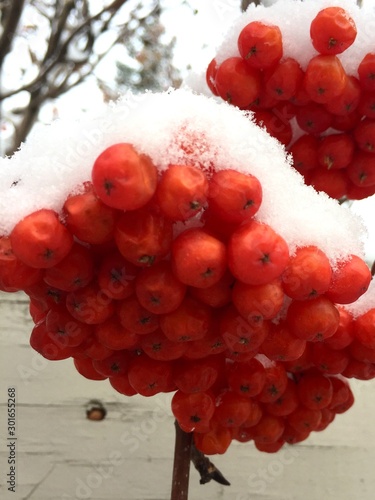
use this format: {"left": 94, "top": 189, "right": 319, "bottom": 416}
{"left": 190, "top": 442, "right": 231, "bottom": 486}
{"left": 171, "top": 420, "right": 192, "bottom": 500}
{"left": 0, "top": 0, "right": 26, "bottom": 68}
{"left": 241, "top": 0, "right": 261, "bottom": 12}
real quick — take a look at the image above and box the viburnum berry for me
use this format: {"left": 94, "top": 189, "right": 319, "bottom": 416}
{"left": 10, "top": 209, "right": 73, "bottom": 269}
{"left": 354, "top": 118, "right": 375, "bottom": 153}
{"left": 219, "top": 304, "right": 269, "bottom": 353}
{"left": 303, "top": 55, "right": 347, "bottom": 104}
{"left": 97, "top": 250, "right": 138, "bottom": 300}
{"left": 66, "top": 284, "right": 115, "bottom": 325}
{"left": 347, "top": 151, "right": 375, "bottom": 187}
{"left": 171, "top": 228, "right": 227, "bottom": 289}
{"left": 127, "top": 356, "right": 175, "bottom": 397}
{"left": 325, "top": 76, "right": 361, "bottom": 116}
{"left": 310, "top": 7, "right": 357, "bottom": 55}
{"left": 308, "top": 168, "right": 348, "bottom": 200}
{"left": 238, "top": 21, "right": 283, "bottom": 69}
{"left": 286, "top": 296, "right": 339, "bottom": 342}
{"left": 159, "top": 296, "right": 212, "bottom": 342}
{"left": 140, "top": 329, "right": 187, "bottom": 361}
{"left": 287, "top": 407, "right": 322, "bottom": 433}
{"left": 82, "top": 336, "right": 113, "bottom": 361}
{"left": 253, "top": 109, "right": 293, "bottom": 146}
{"left": 117, "top": 297, "right": 159, "bottom": 335}
{"left": 260, "top": 323, "right": 306, "bottom": 362}
{"left": 265, "top": 378, "right": 299, "bottom": 417}
{"left": 214, "top": 57, "right": 261, "bottom": 108}
{"left": 208, "top": 169, "right": 262, "bottom": 225}
{"left": 325, "top": 306, "right": 354, "bottom": 350}
{"left": 317, "top": 134, "right": 355, "bottom": 170}
{"left": 310, "top": 343, "right": 349, "bottom": 375}
{"left": 155, "top": 164, "right": 208, "bottom": 221}
{"left": 214, "top": 391, "right": 252, "bottom": 428}
{"left": 45, "top": 307, "right": 92, "bottom": 347}
{"left": 295, "top": 102, "right": 333, "bottom": 135}
{"left": 358, "top": 90, "right": 375, "bottom": 119}
{"left": 171, "top": 390, "right": 215, "bottom": 433}
{"left": 189, "top": 271, "right": 234, "bottom": 309}
{"left": 0, "top": 236, "right": 41, "bottom": 292}
{"left": 232, "top": 279, "right": 284, "bottom": 326}
{"left": 326, "top": 255, "right": 371, "bottom": 304}
{"left": 92, "top": 143, "right": 158, "bottom": 210}
{"left": 30, "top": 320, "right": 79, "bottom": 361}
{"left": 114, "top": 208, "right": 173, "bottom": 267}
{"left": 173, "top": 356, "right": 222, "bottom": 393}
{"left": 206, "top": 58, "right": 219, "bottom": 96}
{"left": 228, "top": 220, "right": 289, "bottom": 286}
{"left": 265, "top": 57, "right": 304, "bottom": 101}
{"left": 227, "top": 358, "right": 266, "bottom": 397}
{"left": 44, "top": 243, "right": 94, "bottom": 292}
{"left": 135, "top": 261, "right": 186, "bottom": 314}
{"left": 93, "top": 350, "right": 130, "bottom": 378}
{"left": 109, "top": 374, "right": 137, "bottom": 397}
{"left": 63, "top": 185, "right": 118, "bottom": 244}
{"left": 256, "top": 359, "right": 288, "bottom": 403}
{"left": 353, "top": 309, "right": 375, "bottom": 349}
{"left": 249, "top": 414, "right": 285, "bottom": 444}
{"left": 94, "top": 316, "right": 139, "bottom": 351}
{"left": 183, "top": 327, "right": 227, "bottom": 360}
{"left": 194, "top": 423, "right": 232, "bottom": 455}
{"left": 297, "top": 371, "right": 333, "bottom": 410}
{"left": 73, "top": 357, "right": 108, "bottom": 381}
{"left": 281, "top": 245, "right": 332, "bottom": 300}
{"left": 289, "top": 135, "right": 319, "bottom": 174}
{"left": 358, "top": 53, "right": 375, "bottom": 91}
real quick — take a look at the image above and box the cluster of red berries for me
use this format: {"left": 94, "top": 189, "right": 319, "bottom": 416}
{"left": 0, "top": 140, "right": 373, "bottom": 455}
{"left": 206, "top": 6, "right": 375, "bottom": 200}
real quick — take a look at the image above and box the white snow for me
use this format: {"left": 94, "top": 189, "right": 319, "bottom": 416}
{"left": 0, "top": 89, "right": 367, "bottom": 266}
{"left": 345, "top": 277, "right": 375, "bottom": 318}
{"left": 212, "top": 0, "right": 375, "bottom": 75}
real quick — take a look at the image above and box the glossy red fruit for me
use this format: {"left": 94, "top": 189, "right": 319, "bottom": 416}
{"left": 214, "top": 57, "right": 261, "bottom": 108}
{"left": 140, "top": 330, "right": 187, "bottom": 361}
{"left": 232, "top": 279, "right": 284, "bottom": 326}
{"left": 117, "top": 297, "right": 159, "bottom": 335}
{"left": 114, "top": 208, "right": 173, "bottom": 267}
{"left": 286, "top": 296, "right": 339, "bottom": 342}
{"left": 326, "top": 255, "right": 371, "bottom": 304}
{"left": 73, "top": 357, "right": 108, "bottom": 381}
{"left": 358, "top": 53, "right": 375, "bottom": 91}
{"left": 128, "top": 356, "right": 175, "bottom": 397}
{"left": 45, "top": 307, "right": 92, "bottom": 347}
{"left": 250, "top": 414, "right": 285, "bottom": 444}
{"left": 208, "top": 169, "right": 262, "bottom": 225}
{"left": 0, "top": 236, "right": 41, "bottom": 292}
{"left": 171, "top": 228, "right": 227, "bottom": 288}
{"left": 94, "top": 316, "right": 139, "bottom": 350}
{"left": 66, "top": 284, "right": 114, "bottom": 324}
{"left": 135, "top": 261, "right": 186, "bottom": 314}
{"left": 10, "top": 209, "right": 73, "bottom": 269}
{"left": 97, "top": 250, "right": 138, "bottom": 300}
{"left": 109, "top": 374, "right": 137, "bottom": 396}
{"left": 289, "top": 134, "right": 319, "bottom": 174}
{"left": 288, "top": 407, "right": 322, "bottom": 433}
{"left": 303, "top": 55, "right": 347, "bottom": 104}
{"left": 317, "top": 134, "right": 355, "bottom": 170}
{"left": 227, "top": 358, "right": 266, "bottom": 397}
{"left": 92, "top": 143, "right": 158, "bottom": 210}
{"left": 353, "top": 309, "right": 375, "bottom": 349}
{"left": 265, "top": 57, "right": 304, "bottom": 101}
{"left": 194, "top": 423, "right": 232, "bottom": 455}
{"left": 325, "top": 306, "right": 354, "bottom": 350}
{"left": 30, "top": 321, "right": 79, "bottom": 361}
{"left": 297, "top": 372, "right": 333, "bottom": 410}
{"left": 253, "top": 109, "right": 293, "bottom": 146}
{"left": 44, "top": 243, "right": 94, "bottom": 292}
{"left": 206, "top": 58, "right": 219, "bottom": 96}
{"left": 265, "top": 378, "right": 299, "bottom": 417}
{"left": 214, "top": 391, "right": 252, "bottom": 427}
{"left": 238, "top": 21, "right": 283, "bottom": 69}
{"left": 228, "top": 220, "right": 289, "bottom": 285}
{"left": 256, "top": 359, "right": 288, "bottom": 403}
{"left": 171, "top": 390, "right": 215, "bottom": 433}
{"left": 281, "top": 245, "right": 332, "bottom": 300}
{"left": 160, "top": 296, "right": 212, "bottom": 342}
{"left": 173, "top": 356, "right": 222, "bottom": 393}
{"left": 260, "top": 323, "right": 306, "bottom": 362}
{"left": 219, "top": 304, "right": 269, "bottom": 353}
{"left": 189, "top": 271, "right": 234, "bottom": 309}
{"left": 347, "top": 151, "right": 375, "bottom": 187}
{"left": 310, "top": 7, "right": 357, "bottom": 55}
{"left": 326, "top": 76, "right": 361, "bottom": 115}
{"left": 155, "top": 164, "right": 208, "bottom": 221}
{"left": 63, "top": 186, "right": 118, "bottom": 244}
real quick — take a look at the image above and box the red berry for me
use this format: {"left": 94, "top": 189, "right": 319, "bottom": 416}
{"left": 303, "top": 55, "right": 347, "bottom": 104}
{"left": 358, "top": 53, "right": 375, "bottom": 91}
{"left": 228, "top": 220, "right": 289, "bottom": 286}
{"left": 326, "top": 255, "right": 371, "bottom": 304}
{"left": 92, "top": 143, "right": 157, "bottom": 210}
{"left": 310, "top": 7, "right": 357, "bottom": 55}
{"left": 238, "top": 21, "right": 283, "bottom": 69}
{"left": 171, "top": 390, "right": 215, "bottom": 433}
{"left": 265, "top": 57, "right": 304, "bottom": 101}
{"left": 297, "top": 372, "right": 333, "bottom": 410}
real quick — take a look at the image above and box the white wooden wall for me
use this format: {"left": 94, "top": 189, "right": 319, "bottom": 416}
{"left": 1, "top": 290, "right": 375, "bottom": 500}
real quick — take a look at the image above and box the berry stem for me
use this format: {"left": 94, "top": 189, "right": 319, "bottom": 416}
{"left": 170, "top": 420, "right": 192, "bottom": 500}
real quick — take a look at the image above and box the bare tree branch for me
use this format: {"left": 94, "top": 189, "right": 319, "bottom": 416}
{"left": 241, "top": 0, "right": 261, "bottom": 12}
{"left": 0, "top": 0, "right": 26, "bottom": 70}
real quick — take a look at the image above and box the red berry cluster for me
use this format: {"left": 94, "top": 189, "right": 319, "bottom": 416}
{"left": 206, "top": 6, "right": 375, "bottom": 200}
{"left": 0, "top": 141, "right": 373, "bottom": 455}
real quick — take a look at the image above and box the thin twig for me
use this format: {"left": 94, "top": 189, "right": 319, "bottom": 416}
{"left": 190, "top": 442, "right": 231, "bottom": 486}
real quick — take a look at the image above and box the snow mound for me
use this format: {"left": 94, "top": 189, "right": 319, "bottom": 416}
{"left": 0, "top": 89, "right": 367, "bottom": 263}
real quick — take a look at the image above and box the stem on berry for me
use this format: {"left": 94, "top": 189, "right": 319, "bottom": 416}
{"left": 190, "top": 442, "right": 231, "bottom": 486}
{"left": 170, "top": 420, "right": 192, "bottom": 500}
